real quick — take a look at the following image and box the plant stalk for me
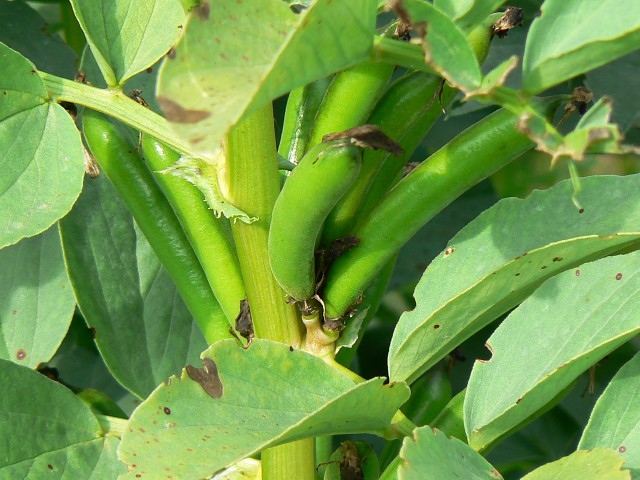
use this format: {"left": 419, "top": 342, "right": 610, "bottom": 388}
{"left": 224, "top": 104, "right": 313, "bottom": 480}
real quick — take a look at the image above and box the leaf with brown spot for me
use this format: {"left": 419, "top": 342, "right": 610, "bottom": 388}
{"left": 156, "top": 97, "right": 211, "bottom": 124}
{"left": 157, "top": 0, "right": 376, "bottom": 158}
{"left": 186, "top": 357, "right": 223, "bottom": 399}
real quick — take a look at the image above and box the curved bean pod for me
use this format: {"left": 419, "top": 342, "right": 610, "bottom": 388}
{"left": 268, "top": 140, "right": 362, "bottom": 302}
{"left": 322, "top": 96, "right": 565, "bottom": 319}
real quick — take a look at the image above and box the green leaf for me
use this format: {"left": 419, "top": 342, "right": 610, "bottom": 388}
{"left": 523, "top": 0, "right": 640, "bottom": 94}
{"left": 531, "top": 98, "right": 629, "bottom": 162}
{"left": 157, "top": 0, "right": 376, "bottom": 158}
{"left": 521, "top": 448, "right": 630, "bottom": 480}
{"left": 393, "top": 0, "right": 482, "bottom": 92}
{"left": 579, "top": 352, "right": 640, "bottom": 475}
{"left": 59, "top": 174, "right": 207, "bottom": 399}
{"left": 388, "top": 174, "right": 640, "bottom": 385}
{"left": 0, "top": 359, "right": 125, "bottom": 478}
{"left": 464, "top": 252, "right": 640, "bottom": 451}
{"left": 586, "top": 51, "right": 640, "bottom": 133}
{"left": 0, "top": 0, "right": 77, "bottom": 77}
{"left": 0, "top": 225, "right": 75, "bottom": 368}
{"left": 434, "top": 0, "right": 508, "bottom": 34}
{"left": 70, "top": 0, "right": 185, "bottom": 86}
{"left": 486, "top": 407, "right": 582, "bottom": 479}
{"left": 0, "top": 42, "right": 85, "bottom": 249}
{"left": 398, "top": 426, "right": 503, "bottom": 480}
{"left": 118, "top": 339, "right": 409, "bottom": 479}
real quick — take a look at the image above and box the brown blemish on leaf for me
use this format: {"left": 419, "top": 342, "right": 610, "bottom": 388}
{"left": 157, "top": 97, "right": 211, "bottom": 124}
{"left": 194, "top": 0, "right": 210, "bottom": 20}
{"left": 186, "top": 357, "right": 223, "bottom": 398}
{"left": 16, "top": 349, "right": 26, "bottom": 360}
{"left": 323, "top": 125, "right": 403, "bottom": 156}
{"left": 492, "top": 7, "right": 524, "bottom": 38}
{"left": 553, "top": 257, "right": 563, "bottom": 262}
{"left": 433, "top": 324, "right": 440, "bottom": 330}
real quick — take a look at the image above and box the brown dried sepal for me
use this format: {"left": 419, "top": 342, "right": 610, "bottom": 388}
{"left": 323, "top": 125, "right": 403, "bottom": 156}
{"left": 340, "top": 441, "right": 364, "bottom": 480}
{"left": 83, "top": 145, "right": 100, "bottom": 178}
{"left": 234, "top": 298, "right": 254, "bottom": 347}
{"left": 492, "top": 7, "right": 525, "bottom": 39}
{"left": 315, "top": 236, "right": 360, "bottom": 295}
{"left": 128, "top": 89, "right": 150, "bottom": 108}
{"left": 393, "top": 21, "right": 412, "bottom": 41}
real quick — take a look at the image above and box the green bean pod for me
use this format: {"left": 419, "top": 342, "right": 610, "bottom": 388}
{"left": 322, "top": 96, "right": 565, "bottom": 319}
{"left": 268, "top": 140, "right": 362, "bottom": 302}
{"left": 320, "top": 13, "right": 503, "bottom": 243}
{"left": 141, "top": 135, "right": 246, "bottom": 322}
{"left": 278, "top": 76, "right": 332, "bottom": 165}
{"left": 82, "top": 109, "right": 229, "bottom": 343}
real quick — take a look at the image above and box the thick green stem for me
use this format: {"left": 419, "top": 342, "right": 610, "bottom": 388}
{"left": 224, "top": 104, "right": 312, "bottom": 480}
{"left": 40, "top": 71, "right": 197, "bottom": 158}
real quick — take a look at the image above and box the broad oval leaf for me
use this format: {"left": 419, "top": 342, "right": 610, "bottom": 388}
{"left": 393, "top": 0, "right": 482, "bottom": 92}
{"left": 399, "top": 426, "right": 503, "bottom": 480}
{"left": 523, "top": 0, "right": 640, "bottom": 94}
{"left": 0, "top": 359, "right": 125, "bottom": 478}
{"left": 118, "top": 339, "right": 410, "bottom": 479}
{"left": 59, "top": 174, "right": 207, "bottom": 399}
{"left": 0, "top": 43, "right": 84, "bottom": 249}
{"left": 157, "top": 0, "right": 376, "bottom": 158}
{"left": 521, "top": 448, "right": 630, "bottom": 480}
{"left": 464, "top": 252, "right": 640, "bottom": 451}
{"left": 389, "top": 174, "right": 640, "bottom": 385}
{"left": 434, "top": 0, "right": 508, "bottom": 34}
{"left": 70, "top": 0, "right": 185, "bottom": 86}
{"left": 579, "top": 352, "right": 640, "bottom": 476}
{"left": 0, "top": 225, "right": 75, "bottom": 368}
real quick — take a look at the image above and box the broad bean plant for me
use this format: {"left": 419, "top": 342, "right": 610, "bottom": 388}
{"left": 1, "top": 0, "right": 639, "bottom": 479}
